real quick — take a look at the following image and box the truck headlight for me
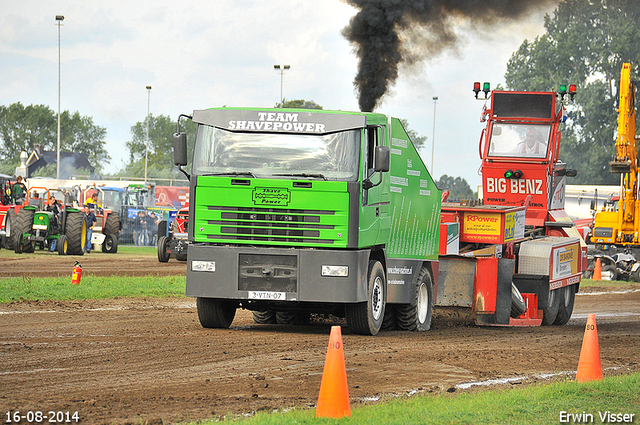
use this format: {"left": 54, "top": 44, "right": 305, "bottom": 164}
{"left": 191, "top": 260, "right": 216, "bottom": 272}
{"left": 321, "top": 265, "right": 349, "bottom": 277}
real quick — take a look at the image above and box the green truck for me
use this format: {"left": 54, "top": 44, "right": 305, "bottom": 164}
{"left": 173, "top": 108, "right": 441, "bottom": 335}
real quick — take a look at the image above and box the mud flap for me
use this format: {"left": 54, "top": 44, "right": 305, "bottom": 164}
{"left": 474, "top": 258, "right": 515, "bottom": 326}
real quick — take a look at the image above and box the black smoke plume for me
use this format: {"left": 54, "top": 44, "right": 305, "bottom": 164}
{"left": 342, "top": 0, "right": 558, "bottom": 112}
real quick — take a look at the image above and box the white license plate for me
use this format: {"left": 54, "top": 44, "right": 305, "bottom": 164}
{"left": 248, "top": 291, "right": 286, "bottom": 301}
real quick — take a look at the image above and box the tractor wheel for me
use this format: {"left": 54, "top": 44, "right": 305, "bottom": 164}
{"left": 397, "top": 267, "right": 434, "bottom": 331}
{"left": 13, "top": 208, "right": 34, "bottom": 254}
{"left": 14, "top": 232, "right": 24, "bottom": 254}
{"left": 252, "top": 310, "right": 276, "bottom": 324}
{"left": 175, "top": 252, "right": 188, "bottom": 261}
{"left": 58, "top": 235, "right": 68, "bottom": 255}
{"left": 4, "top": 208, "right": 16, "bottom": 249}
{"left": 101, "top": 233, "right": 118, "bottom": 253}
{"left": 541, "top": 288, "right": 561, "bottom": 326}
{"left": 157, "top": 236, "right": 170, "bottom": 262}
{"left": 196, "top": 297, "right": 237, "bottom": 328}
{"left": 64, "top": 211, "right": 87, "bottom": 256}
{"left": 553, "top": 285, "right": 576, "bottom": 326}
{"left": 346, "top": 260, "right": 386, "bottom": 335}
{"left": 104, "top": 212, "right": 121, "bottom": 236}
{"left": 157, "top": 220, "right": 168, "bottom": 240}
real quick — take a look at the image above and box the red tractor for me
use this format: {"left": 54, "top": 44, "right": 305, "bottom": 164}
{"left": 157, "top": 206, "right": 189, "bottom": 262}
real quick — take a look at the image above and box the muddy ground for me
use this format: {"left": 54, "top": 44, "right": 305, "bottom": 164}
{"left": 1, "top": 253, "right": 639, "bottom": 424}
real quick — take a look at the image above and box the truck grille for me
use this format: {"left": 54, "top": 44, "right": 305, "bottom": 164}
{"left": 206, "top": 206, "right": 336, "bottom": 244}
{"left": 238, "top": 253, "right": 297, "bottom": 293}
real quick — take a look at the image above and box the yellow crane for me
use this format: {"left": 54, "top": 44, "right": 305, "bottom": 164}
{"left": 592, "top": 63, "right": 639, "bottom": 246}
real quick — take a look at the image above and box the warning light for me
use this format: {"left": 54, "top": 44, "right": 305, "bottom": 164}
{"left": 473, "top": 82, "right": 481, "bottom": 98}
{"left": 559, "top": 84, "right": 567, "bottom": 100}
{"left": 504, "top": 169, "right": 523, "bottom": 179}
{"left": 483, "top": 82, "right": 491, "bottom": 97}
{"left": 569, "top": 84, "right": 577, "bottom": 100}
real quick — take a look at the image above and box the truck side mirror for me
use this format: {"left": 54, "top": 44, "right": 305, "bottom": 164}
{"left": 173, "top": 132, "right": 188, "bottom": 166}
{"left": 374, "top": 146, "right": 390, "bottom": 172}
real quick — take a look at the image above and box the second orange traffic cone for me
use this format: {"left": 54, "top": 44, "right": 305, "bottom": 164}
{"left": 316, "top": 325, "right": 351, "bottom": 418}
{"left": 576, "top": 313, "right": 603, "bottom": 382}
{"left": 593, "top": 257, "right": 602, "bottom": 280}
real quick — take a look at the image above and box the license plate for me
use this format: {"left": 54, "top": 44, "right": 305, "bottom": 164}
{"left": 248, "top": 291, "right": 286, "bottom": 301}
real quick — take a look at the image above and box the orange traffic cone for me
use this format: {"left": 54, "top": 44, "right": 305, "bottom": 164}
{"left": 593, "top": 258, "right": 602, "bottom": 280}
{"left": 316, "top": 325, "right": 351, "bottom": 418}
{"left": 576, "top": 313, "right": 603, "bottom": 382}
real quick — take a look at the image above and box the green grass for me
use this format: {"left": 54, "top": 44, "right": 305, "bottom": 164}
{"left": 194, "top": 373, "right": 640, "bottom": 425}
{"left": 0, "top": 275, "right": 185, "bottom": 303}
{"left": 579, "top": 278, "right": 640, "bottom": 288}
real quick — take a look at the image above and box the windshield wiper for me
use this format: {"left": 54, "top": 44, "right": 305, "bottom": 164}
{"left": 204, "top": 171, "right": 257, "bottom": 178}
{"left": 272, "top": 173, "right": 327, "bottom": 181}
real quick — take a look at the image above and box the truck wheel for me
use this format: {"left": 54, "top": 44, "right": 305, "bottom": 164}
{"left": 510, "top": 283, "right": 527, "bottom": 318}
{"left": 276, "top": 311, "right": 310, "bottom": 325}
{"left": 553, "top": 285, "right": 576, "bottom": 326}
{"left": 252, "top": 310, "right": 276, "bottom": 324}
{"left": 397, "top": 267, "right": 433, "bottom": 331}
{"left": 65, "top": 212, "right": 87, "bottom": 256}
{"left": 196, "top": 297, "right": 236, "bottom": 328}
{"left": 58, "top": 235, "right": 68, "bottom": 255}
{"left": 346, "top": 260, "right": 386, "bottom": 336}
{"left": 157, "top": 236, "right": 170, "bottom": 262}
{"left": 541, "top": 288, "right": 561, "bottom": 326}
{"left": 101, "top": 234, "right": 118, "bottom": 253}
{"left": 381, "top": 305, "right": 397, "bottom": 330}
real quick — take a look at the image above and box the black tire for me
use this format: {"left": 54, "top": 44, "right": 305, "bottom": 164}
{"left": 632, "top": 267, "right": 640, "bottom": 283}
{"left": 101, "top": 233, "right": 118, "bottom": 253}
{"left": 553, "top": 285, "right": 576, "bottom": 325}
{"left": 601, "top": 264, "right": 617, "bottom": 281}
{"left": 157, "top": 236, "right": 170, "bottom": 262}
{"left": 346, "top": 260, "right": 386, "bottom": 336}
{"left": 14, "top": 232, "right": 24, "bottom": 254}
{"left": 4, "top": 208, "right": 16, "bottom": 249}
{"left": 157, "top": 220, "right": 168, "bottom": 240}
{"left": 510, "top": 282, "right": 527, "bottom": 318}
{"left": 175, "top": 252, "right": 188, "bottom": 262}
{"left": 196, "top": 297, "right": 236, "bottom": 328}
{"left": 103, "top": 212, "right": 120, "bottom": 236}
{"left": 58, "top": 235, "right": 68, "bottom": 255}
{"left": 397, "top": 267, "right": 434, "bottom": 331}
{"left": 381, "top": 304, "right": 397, "bottom": 330}
{"left": 13, "top": 208, "right": 34, "bottom": 254}
{"left": 64, "top": 211, "right": 87, "bottom": 256}
{"left": 275, "top": 311, "right": 310, "bottom": 325}
{"left": 541, "top": 288, "right": 561, "bottom": 326}
{"left": 252, "top": 310, "right": 276, "bottom": 324}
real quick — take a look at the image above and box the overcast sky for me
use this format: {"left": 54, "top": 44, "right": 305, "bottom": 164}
{"left": 1, "top": 0, "right": 556, "bottom": 189}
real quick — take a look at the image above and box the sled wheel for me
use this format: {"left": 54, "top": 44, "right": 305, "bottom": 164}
{"left": 553, "top": 285, "right": 576, "bottom": 326}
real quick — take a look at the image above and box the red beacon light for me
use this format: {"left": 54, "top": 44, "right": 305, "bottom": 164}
{"left": 473, "top": 82, "right": 491, "bottom": 99}
{"left": 568, "top": 84, "right": 577, "bottom": 100}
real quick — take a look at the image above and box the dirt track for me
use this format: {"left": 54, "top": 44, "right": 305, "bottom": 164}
{"left": 1, "top": 253, "right": 639, "bottom": 424}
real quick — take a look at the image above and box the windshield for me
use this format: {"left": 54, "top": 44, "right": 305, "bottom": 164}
{"left": 192, "top": 126, "right": 361, "bottom": 181}
{"left": 488, "top": 123, "right": 551, "bottom": 159}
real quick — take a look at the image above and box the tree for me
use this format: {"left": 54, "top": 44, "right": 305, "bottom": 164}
{"left": 119, "top": 114, "right": 195, "bottom": 182}
{"left": 399, "top": 119, "right": 427, "bottom": 150}
{"left": 0, "top": 102, "right": 109, "bottom": 176}
{"left": 504, "top": 0, "right": 640, "bottom": 184}
{"left": 275, "top": 99, "right": 323, "bottom": 109}
{"left": 436, "top": 174, "right": 476, "bottom": 200}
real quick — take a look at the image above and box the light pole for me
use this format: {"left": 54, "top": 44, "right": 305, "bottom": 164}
{"left": 273, "top": 65, "right": 290, "bottom": 105}
{"left": 144, "top": 86, "right": 152, "bottom": 184}
{"left": 55, "top": 15, "right": 64, "bottom": 180}
{"left": 431, "top": 96, "right": 438, "bottom": 176}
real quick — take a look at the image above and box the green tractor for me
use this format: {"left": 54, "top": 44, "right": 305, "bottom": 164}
{"left": 13, "top": 204, "right": 87, "bottom": 255}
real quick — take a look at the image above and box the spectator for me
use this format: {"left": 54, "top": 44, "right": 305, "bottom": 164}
{"left": 89, "top": 192, "right": 102, "bottom": 212}
{"left": 133, "top": 211, "right": 144, "bottom": 246}
{"left": 84, "top": 204, "right": 97, "bottom": 253}
{"left": 148, "top": 212, "right": 159, "bottom": 246}
{"left": 12, "top": 176, "right": 27, "bottom": 205}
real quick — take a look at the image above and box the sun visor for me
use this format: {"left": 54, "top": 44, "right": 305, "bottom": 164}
{"left": 192, "top": 109, "right": 366, "bottom": 135}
